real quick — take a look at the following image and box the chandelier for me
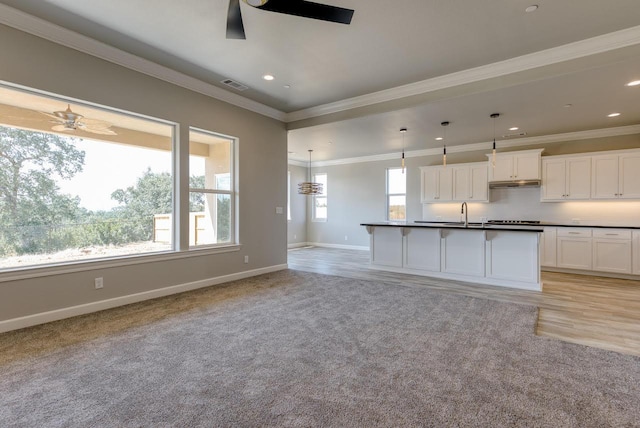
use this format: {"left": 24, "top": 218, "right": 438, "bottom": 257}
{"left": 298, "top": 149, "right": 323, "bottom": 195}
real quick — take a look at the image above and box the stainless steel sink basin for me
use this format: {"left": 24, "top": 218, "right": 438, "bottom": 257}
{"left": 442, "top": 222, "right": 483, "bottom": 227}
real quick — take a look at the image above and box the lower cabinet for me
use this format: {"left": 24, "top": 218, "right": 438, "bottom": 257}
{"left": 486, "top": 231, "right": 540, "bottom": 283}
{"left": 592, "top": 229, "right": 632, "bottom": 274}
{"left": 370, "top": 226, "right": 403, "bottom": 267}
{"left": 441, "top": 229, "right": 485, "bottom": 276}
{"left": 557, "top": 228, "right": 592, "bottom": 270}
{"left": 404, "top": 228, "right": 441, "bottom": 272}
{"left": 540, "top": 227, "right": 557, "bottom": 267}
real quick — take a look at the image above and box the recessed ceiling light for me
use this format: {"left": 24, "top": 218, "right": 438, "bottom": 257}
{"left": 563, "top": 104, "right": 573, "bottom": 108}
{"left": 283, "top": 84, "right": 291, "bottom": 89}
{"left": 262, "top": 74, "right": 275, "bottom": 81}
{"left": 509, "top": 127, "right": 519, "bottom": 131}
{"left": 608, "top": 112, "right": 621, "bottom": 117}
{"left": 525, "top": 5, "right": 538, "bottom": 13}
{"left": 626, "top": 80, "right": 640, "bottom": 87}
{"left": 435, "top": 137, "right": 443, "bottom": 141}
{"left": 327, "top": 141, "right": 333, "bottom": 145}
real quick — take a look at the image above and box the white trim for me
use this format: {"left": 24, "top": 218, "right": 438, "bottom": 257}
{"left": 288, "top": 159, "right": 308, "bottom": 167}
{"left": 287, "top": 242, "right": 311, "bottom": 249}
{"left": 0, "top": 245, "right": 241, "bottom": 283}
{"left": 285, "top": 25, "right": 640, "bottom": 122}
{"left": 307, "top": 242, "right": 369, "bottom": 251}
{"left": 0, "top": 4, "right": 286, "bottom": 122}
{"left": 310, "top": 125, "right": 640, "bottom": 167}
{"left": 0, "top": 264, "right": 288, "bottom": 334}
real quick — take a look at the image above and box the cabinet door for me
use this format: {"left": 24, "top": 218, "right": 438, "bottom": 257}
{"left": 592, "top": 238, "right": 632, "bottom": 274}
{"left": 633, "top": 231, "right": 640, "bottom": 275}
{"left": 421, "top": 168, "right": 439, "bottom": 203}
{"left": 513, "top": 153, "right": 540, "bottom": 180}
{"left": 469, "top": 164, "right": 488, "bottom": 202}
{"left": 491, "top": 155, "right": 514, "bottom": 181}
{"left": 619, "top": 153, "right": 640, "bottom": 199}
{"left": 452, "top": 166, "right": 470, "bottom": 201}
{"left": 437, "top": 167, "right": 453, "bottom": 201}
{"left": 541, "top": 159, "right": 566, "bottom": 200}
{"left": 541, "top": 227, "right": 557, "bottom": 267}
{"left": 557, "top": 237, "right": 592, "bottom": 270}
{"left": 591, "top": 155, "right": 619, "bottom": 199}
{"left": 565, "top": 157, "right": 591, "bottom": 199}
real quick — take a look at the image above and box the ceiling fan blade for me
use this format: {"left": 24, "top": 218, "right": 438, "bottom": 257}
{"left": 256, "top": 0, "right": 354, "bottom": 25}
{"left": 226, "top": 0, "right": 246, "bottom": 39}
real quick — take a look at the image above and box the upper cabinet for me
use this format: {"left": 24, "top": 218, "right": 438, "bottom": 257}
{"left": 591, "top": 152, "right": 640, "bottom": 199}
{"left": 541, "top": 157, "right": 591, "bottom": 201}
{"left": 420, "top": 166, "right": 452, "bottom": 203}
{"left": 488, "top": 149, "right": 542, "bottom": 182}
{"left": 421, "top": 162, "right": 488, "bottom": 204}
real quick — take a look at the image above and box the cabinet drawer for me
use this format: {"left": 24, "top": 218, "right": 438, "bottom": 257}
{"left": 557, "top": 228, "right": 592, "bottom": 238}
{"left": 592, "top": 229, "right": 632, "bottom": 240}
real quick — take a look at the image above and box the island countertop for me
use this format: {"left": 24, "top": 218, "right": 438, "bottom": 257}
{"left": 360, "top": 221, "right": 543, "bottom": 233}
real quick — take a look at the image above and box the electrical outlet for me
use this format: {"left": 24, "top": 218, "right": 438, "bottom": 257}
{"left": 344, "top": 235, "right": 348, "bottom": 241}
{"left": 94, "top": 277, "right": 104, "bottom": 289}
{"left": 294, "top": 234, "right": 297, "bottom": 240}
{"left": 275, "top": 207, "right": 283, "bottom": 214}
{"left": 572, "top": 218, "right": 580, "bottom": 224}
{"left": 244, "top": 255, "right": 249, "bottom": 264}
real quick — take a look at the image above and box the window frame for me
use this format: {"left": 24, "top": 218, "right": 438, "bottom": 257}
{"left": 187, "top": 127, "right": 237, "bottom": 249}
{"left": 312, "top": 172, "right": 328, "bottom": 222}
{"left": 386, "top": 167, "right": 407, "bottom": 221}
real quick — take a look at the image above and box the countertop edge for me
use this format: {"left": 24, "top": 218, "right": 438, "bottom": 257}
{"left": 360, "top": 223, "right": 543, "bottom": 232}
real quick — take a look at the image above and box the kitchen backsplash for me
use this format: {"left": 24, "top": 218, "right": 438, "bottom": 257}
{"left": 422, "top": 187, "right": 640, "bottom": 226}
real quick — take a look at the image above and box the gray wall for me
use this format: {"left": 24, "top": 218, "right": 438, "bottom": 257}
{"left": 306, "top": 134, "right": 640, "bottom": 247}
{"left": 0, "top": 25, "right": 287, "bottom": 322}
{"left": 287, "top": 164, "right": 307, "bottom": 245}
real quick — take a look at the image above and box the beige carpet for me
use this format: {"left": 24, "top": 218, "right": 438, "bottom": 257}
{"left": 1, "top": 270, "right": 639, "bottom": 427}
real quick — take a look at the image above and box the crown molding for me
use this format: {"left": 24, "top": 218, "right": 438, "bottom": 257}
{"left": 308, "top": 125, "right": 640, "bottom": 167}
{"left": 285, "top": 25, "right": 640, "bottom": 122}
{"left": 287, "top": 159, "right": 307, "bottom": 167}
{"left": 0, "top": 4, "right": 287, "bottom": 122}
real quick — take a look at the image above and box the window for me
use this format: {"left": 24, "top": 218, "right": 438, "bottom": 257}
{"left": 0, "top": 84, "right": 175, "bottom": 270}
{"left": 312, "top": 173, "right": 328, "bottom": 221}
{"left": 387, "top": 168, "right": 406, "bottom": 220}
{"left": 287, "top": 171, "right": 291, "bottom": 221}
{"left": 188, "top": 128, "right": 236, "bottom": 247}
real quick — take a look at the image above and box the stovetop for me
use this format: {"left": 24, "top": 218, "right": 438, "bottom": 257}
{"left": 487, "top": 220, "right": 541, "bottom": 225}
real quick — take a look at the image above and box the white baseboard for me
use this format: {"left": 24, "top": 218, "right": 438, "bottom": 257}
{"left": 287, "top": 242, "right": 311, "bottom": 249}
{"left": 0, "top": 264, "right": 288, "bottom": 334}
{"left": 308, "top": 242, "right": 370, "bottom": 251}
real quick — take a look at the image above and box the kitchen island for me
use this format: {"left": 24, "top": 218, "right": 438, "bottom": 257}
{"left": 361, "top": 222, "right": 543, "bottom": 291}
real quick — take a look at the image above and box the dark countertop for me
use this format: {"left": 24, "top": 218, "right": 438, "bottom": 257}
{"left": 360, "top": 221, "right": 543, "bottom": 233}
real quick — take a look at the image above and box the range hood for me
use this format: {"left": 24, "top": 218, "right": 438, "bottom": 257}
{"left": 489, "top": 179, "right": 541, "bottom": 189}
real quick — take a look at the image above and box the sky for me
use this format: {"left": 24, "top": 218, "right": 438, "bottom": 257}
{"left": 56, "top": 138, "right": 205, "bottom": 211}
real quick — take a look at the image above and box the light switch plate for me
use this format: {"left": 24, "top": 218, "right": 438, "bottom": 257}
{"left": 275, "top": 207, "right": 283, "bottom": 214}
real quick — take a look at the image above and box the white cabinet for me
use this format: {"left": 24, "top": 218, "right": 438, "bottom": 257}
{"left": 633, "top": 231, "right": 640, "bottom": 275}
{"left": 421, "top": 162, "right": 487, "bottom": 203}
{"left": 592, "top": 229, "right": 632, "bottom": 274}
{"left": 441, "top": 229, "right": 485, "bottom": 276}
{"left": 592, "top": 152, "right": 640, "bottom": 199}
{"left": 540, "top": 227, "right": 557, "bottom": 267}
{"left": 453, "top": 164, "right": 488, "bottom": 202}
{"left": 541, "top": 157, "right": 591, "bottom": 201}
{"left": 485, "top": 230, "right": 540, "bottom": 284}
{"left": 420, "top": 166, "right": 452, "bottom": 203}
{"left": 404, "top": 227, "right": 441, "bottom": 272}
{"left": 489, "top": 149, "right": 542, "bottom": 182}
{"left": 556, "top": 228, "right": 592, "bottom": 270}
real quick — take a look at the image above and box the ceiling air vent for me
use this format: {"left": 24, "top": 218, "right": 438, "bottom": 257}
{"left": 221, "top": 79, "right": 249, "bottom": 91}
{"left": 502, "top": 132, "right": 527, "bottom": 138}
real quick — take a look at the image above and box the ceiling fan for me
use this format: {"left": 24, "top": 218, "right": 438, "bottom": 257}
{"left": 227, "top": 0, "right": 355, "bottom": 39}
{"left": 41, "top": 104, "right": 117, "bottom": 135}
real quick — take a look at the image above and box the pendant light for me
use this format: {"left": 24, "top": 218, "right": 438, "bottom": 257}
{"left": 298, "top": 149, "right": 323, "bottom": 195}
{"left": 490, "top": 113, "right": 500, "bottom": 168}
{"left": 400, "top": 127, "right": 407, "bottom": 173}
{"left": 440, "top": 121, "right": 449, "bottom": 167}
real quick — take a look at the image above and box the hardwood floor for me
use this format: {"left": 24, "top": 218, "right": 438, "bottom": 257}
{"left": 288, "top": 246, "right": 640, "bottom": 357}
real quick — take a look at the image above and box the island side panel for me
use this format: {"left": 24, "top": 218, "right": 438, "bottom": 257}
{"left": 371, "top": 227, "right": 403, "bottom": 267}
{"left": 486, "top": 230, "right": 541, "bottom": 287}
{"left": 404, "top": 227, "right": 441, "bottom": 272}
{"left": 441, "top": 229, "right": 486, "bottom": 277}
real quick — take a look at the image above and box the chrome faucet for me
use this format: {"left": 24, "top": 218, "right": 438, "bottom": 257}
{"left": 461, "top": 202, "right": 468, "bottom": 227}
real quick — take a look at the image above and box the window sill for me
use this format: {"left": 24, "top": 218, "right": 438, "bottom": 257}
{"left": 312, "top": 218, "right": 327, "bottom": 223}
{"left": 0, "top": 244, "right": 241, "bottom": 283}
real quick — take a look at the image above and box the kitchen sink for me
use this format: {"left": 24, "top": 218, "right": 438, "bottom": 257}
{"left": 441, "top": 222, "right": 483, "bottom": 227}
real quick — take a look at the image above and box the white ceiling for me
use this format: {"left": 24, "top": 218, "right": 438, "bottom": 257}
{"left": 1, "top": 0, "right": 639, "bottom": 161}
